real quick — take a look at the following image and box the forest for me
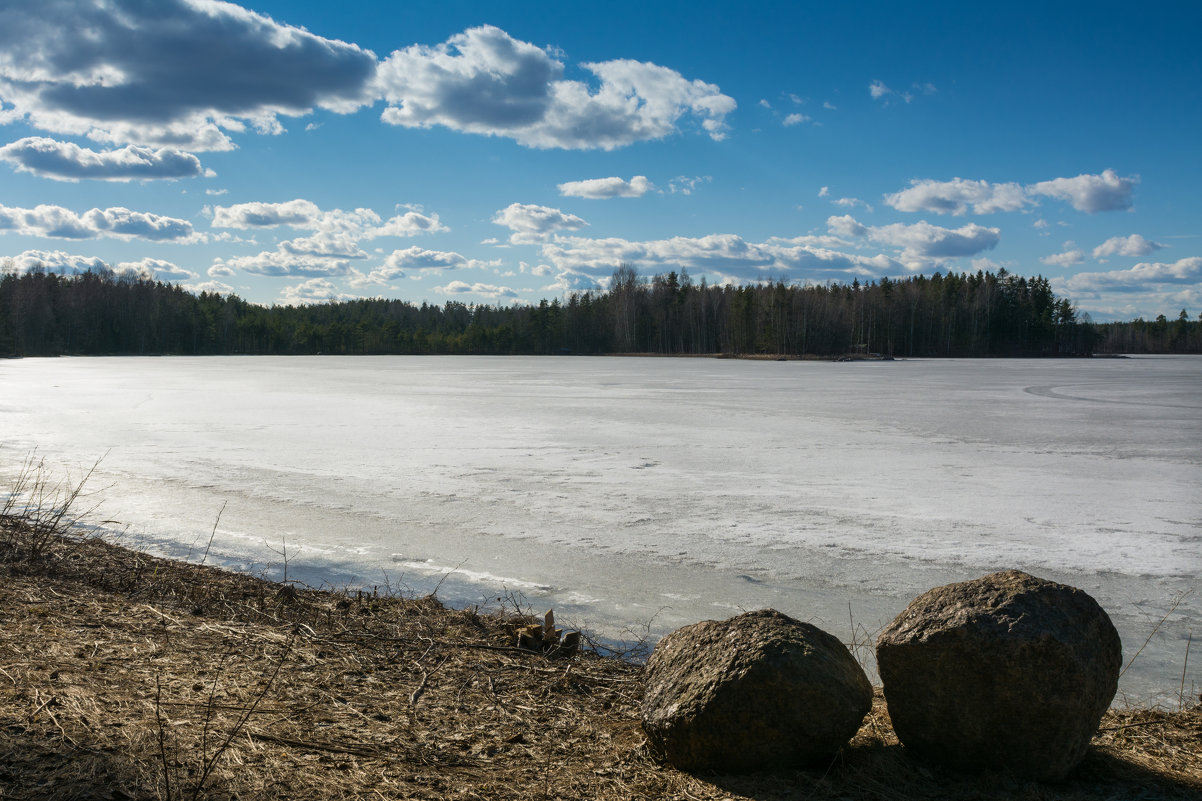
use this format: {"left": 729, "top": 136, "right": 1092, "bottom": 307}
{"left": 1, "top": 263, "right": 1199, "bottom": 358}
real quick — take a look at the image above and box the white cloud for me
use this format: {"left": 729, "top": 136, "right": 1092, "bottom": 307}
{"left": 537, "top": 231, "right": 901, "bottom": 283}
{"left": 370, "top": 211, "right": 448, "bottom": 237}
{"left": 210, "top": 199, "right": 447, "bottom": 242}
{"left": 885, "top": 170, "right": 1139, "bottom": 216}
{"left": 557, "top": 175, "right": 654, "bottom": 199}
{"left": 492, "top": 202, "right": 587, "bottom": 243}
{"left": 210, "top": 200, "right": 325, "bottom": 229}
{"left": 277, "top": 278, "right": 360, "bottom": 306}
{"left": 782, "top": 113, "right": 810, "bottom": 127}
{"left": 1062, "top": 257, "right": 1202, "bottom": 292}
{"left": 4, "top": 249, "right": 110, "bottom": 274}
{"left": 1092, "top": 234, "right": 1165, "bottom": 259}
{"left": 219, "top": 250, "right": 352, "bottom": 278}
{"left": 884, "top": 178, "right": 1030, "bottom": 215}
{"left": 826, "top": 214, "right": 867, "bottom": 239}
{"left": 1028, "top": 169, "right": 1137, "bottom": 213}
{"left": 832, "top": 196, "right": 874, "bottom": 212}
{"left": 869, "top": 80, "right": 914, "bottom": 103}
{"left": 828, "top": 215, "right": 1001, "bottom": 265}
{"left": 208, "top": 264, "right": 236, "bottom": 278}
{"left": 543, "top": 269, "right": 602, "bottom": 293}
{"left": 667, "top": 175, "right": 711, "bottom": 195}
{"left": 433, "top": 280, "right": 519, "bottom": 300}
{"left": 184, "top": 280, "right": 235, "bottom": 296}
{"left": 0, "top": 0, "right": 378, "bottom": 151}
{"left": 0, "top": 137, "right": 207, "bottom": 181}
{"left": 1041, "top": 248, "right": 1086, "bottom": 267}
{"left": 818, "top": 186, "right": 830, "bottom": 197}
{"left": 377, "top": 25, "right": 735, "bottom": 150}
{"left": 0, "top": 203, "right": 194, "bottom": 241}
{"left": 279, "top": 231, "right": 369, "bottom": 260}
{"left": 115, "top": 257, "right": 196, "bottom": 281}
{"left": 348, "top": 246, "right": 500, "bottom": 286}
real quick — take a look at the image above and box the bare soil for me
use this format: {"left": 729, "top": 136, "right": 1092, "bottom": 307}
{"left": 1, "top": 519, "right": 1199, "bottom": 800}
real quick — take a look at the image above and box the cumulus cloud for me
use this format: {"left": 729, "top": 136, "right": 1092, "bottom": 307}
{"left": 278, "top": 231, "right": 369, "bottom": 260}
{"left": 277, "top": 277, "right": 361, "bottom": 306}
{"left": 782, "top": 113, "right": 810, "bottom": 126}
{"left": 115, "top": 257, "right": 197, "bottom": 281}
{"left": 1027, "top": 169, "right": 1137, "bottom": 213}
{"left": 0, "top": 0, "right": 378, "bottom": 151}
{"left": 377, "top": 25, "right": 735, "bottom": 149}
{"left": 826, "top": 214, "right": 867, "bottom": 239}
{"left": 433, "top": 280, "right": 519, "bottom": 300}
{"left": 1041, "top": 247, "right": 1086, "bottom": 267}
{"left": 884, "top": 177, "right": 1030, "bottom": 215}
{"left": 184, "top": 280, "right": 235, "bottom": 295}
{"left": 0, "top": 203, "right": 194, "bottom": 241}
{"left": 1062, "top": 257, "right": 1202, "bottom": 292}
{"left": 536, "top": 231, "right": 901, "bottom": 283}
{"left": 832, "top": 196, "right": 873, "bottom": 212}
{"left": 218, "top": 251, "right": 352, "bottom": 278}
{"left": 492, "top": 203, "right": 587, "bottom": 243}
{"left": 3, "top": 249, "right": 110, "bottom": 274}
{"left": 543, "top": 269, "right": 602, "bottom": 293}
{"left": 828, "top": 215, "right": 1000, "bottom": 265}
{"left": 557, "top": 175, "right": 654, "bottom": 199}
{"left": 348, "top": 246, "right": 500, "bottom": 286}
{"left": 211, "top": 200, "right": 326, "bottom": 229}
{"left": 1092, "top": 234, "right": 1165, "bottom": 259}
{"left": 210, "top": 199, "right": 446, "bottom": 239}
{"left": 885, "top": 170, "right": 1139, "bottom": 215}
{"left": 0, "top": 137, "right": 208, "bottom": 181}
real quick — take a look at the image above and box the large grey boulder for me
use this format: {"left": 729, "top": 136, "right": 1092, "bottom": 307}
{"left": 641, "top": 609, "right": 872, "bottom": 773}
{"left": 876, "top": 570, "right": 1121, "bottom": 781}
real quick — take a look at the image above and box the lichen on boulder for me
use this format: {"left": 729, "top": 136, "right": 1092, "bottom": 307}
{"left": 876, "top": 569, "right": 1122, "bottom": 781}
{"left": 641, "top": 609, "right": 872, "bottom": 773}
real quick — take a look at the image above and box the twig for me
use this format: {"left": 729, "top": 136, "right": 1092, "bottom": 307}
{"left": 154, "top": 675, "right": 173, "bottom": 801}
{"left": 200, "top": 501, "right": 226, "bottom": 565}
{"left": 1120, "top": 592, "right": 1187, "bottom": 679}
{"left": 1180, "top": 631, "right": 1192, "bottom": 712}
{"left": 409, "top": 668, "right": 431, "bottom": 707}
{"left": 246, "top": 730, "right": 383, "bottom": 759}
{"left": 190, "top": 631, "right": 295, "bottom": 799}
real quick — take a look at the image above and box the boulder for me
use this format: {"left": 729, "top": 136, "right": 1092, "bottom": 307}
{"left": 641, "top": 609, "right": 872, "bottom": 773}
{"left": 876, "top": 570, "right": 1121, "bottom": 781}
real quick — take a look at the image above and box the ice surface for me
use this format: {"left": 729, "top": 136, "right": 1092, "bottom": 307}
{"left": 1, "top": 355, "right": 1199, "bottom": 704}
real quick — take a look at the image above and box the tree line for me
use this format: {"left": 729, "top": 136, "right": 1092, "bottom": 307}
{"left": 2, "top": 264, "right": 1199, "bottom": 358}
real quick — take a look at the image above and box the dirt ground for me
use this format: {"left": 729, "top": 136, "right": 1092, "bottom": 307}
{"left": 1, "top": 519, "right": 1199, "bottom": 800}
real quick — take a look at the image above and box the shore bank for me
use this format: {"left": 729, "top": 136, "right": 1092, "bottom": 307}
{"left": 1, "top": 519, "right": 1200, "bottom": 800}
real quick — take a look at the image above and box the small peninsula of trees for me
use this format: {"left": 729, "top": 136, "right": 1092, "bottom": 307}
{"left": 1, "top": 263, "right": 1199, "bottom": 358}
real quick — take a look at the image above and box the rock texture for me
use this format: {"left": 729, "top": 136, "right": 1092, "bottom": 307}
{"left": 876, "top": 570, "right": 1121, "bottom": 781}
{"left": 641, "top": 609, "right": 872, "bottom": 773}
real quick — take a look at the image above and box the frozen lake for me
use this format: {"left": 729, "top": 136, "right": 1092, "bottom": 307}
{"left": 2, "top": 354, "right": 1199, "bottom": 704}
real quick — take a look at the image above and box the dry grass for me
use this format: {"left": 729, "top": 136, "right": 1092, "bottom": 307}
{"left": 1, "top": 519, "right": 1199, "bottom": 801}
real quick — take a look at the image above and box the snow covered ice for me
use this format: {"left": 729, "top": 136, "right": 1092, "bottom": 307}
{"left": 2, "top": 354, "right": 1198, "bottom": 703}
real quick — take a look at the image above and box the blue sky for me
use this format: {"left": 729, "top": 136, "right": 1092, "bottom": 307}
{"left": 1, "top": 0, "right": 1199, "bottom": 320}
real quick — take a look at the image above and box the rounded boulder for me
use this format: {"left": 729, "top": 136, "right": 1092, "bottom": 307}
{"left": 641, "top": 609, "right": 872, "bottom": 773}
{"left": 876, "top": 570, "right": 1121, "bottom": 781}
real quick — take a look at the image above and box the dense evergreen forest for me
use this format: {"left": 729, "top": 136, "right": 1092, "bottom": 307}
{"left": 1, "top": 264, "right": 1199, "bottom": 358}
